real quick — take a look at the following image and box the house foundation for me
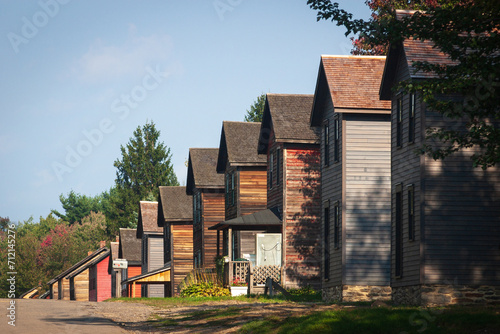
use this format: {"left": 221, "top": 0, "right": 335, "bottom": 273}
{"left": 392, "top": 285, "right": 500, "bottom": 306}
{"left": 323, "top": 285, "right": 392, "bottom": 302}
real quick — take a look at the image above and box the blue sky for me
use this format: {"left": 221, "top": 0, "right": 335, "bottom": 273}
{"left": 0, "top": 0, "right": 371, "bottom": 224}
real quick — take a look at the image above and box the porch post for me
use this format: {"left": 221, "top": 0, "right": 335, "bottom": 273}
{"left": 133, "top": 282, "right": 136, "bottom": 298}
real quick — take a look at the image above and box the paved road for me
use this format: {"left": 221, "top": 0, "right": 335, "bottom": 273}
{"left": 0, "top": 299, "right": 129, "bottom": 334}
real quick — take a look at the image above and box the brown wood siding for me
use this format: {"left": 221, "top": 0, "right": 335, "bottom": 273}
{"left": 62, "top": 277, "right": 70, "bottom": 300}
{"left": 73, "top": 269, "right": 89, "bottom": 301}
{"left": 52, "top": 282, "right": 58, "bottom": 299}
{"left": 391, "top": 51, "right": 422, "bottom": 288}
{"left": 239, "top": 168, "right": 267, "bottom": 216}
{"left": 344, "top": 114, "right": 391, "bottom": 286}
{"left": 321, "top": 99, "right": 343, "bottom": 289}
{"left": 172, "top": 223, "right": 194, "bottom": 296}
{"left": 284, "top": 147, "right": 321, "bottom": 289}
{"left": 422, "top": 108, "right": 500, "bottom": 285}
{"left": 202, "top": 191, "right": 225, "bottom": 268}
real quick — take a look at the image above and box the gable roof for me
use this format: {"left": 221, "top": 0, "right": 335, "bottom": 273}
{"left": 258, "top": 94, "right": 320, "bottom": 154}
{"left": 186, "top": 148, "right": 224, "bottom": 194}
{"left": 47, "top": 247, "right": 108, "bottom": 284}
{"left": 67, "top": 249, "right": 110, "bottom": 279}
{"left": 158, "top": 186, "right": 193, "bottom": 225}
{"left": 108, "top": 241, "right": 119, "bottom": 274}
{"left": 311, "top": 55, "right": 390, "bottom": 126}
{"left": 118, "top": 228, "right": 141, "bottom": 264}
{"left": 379, "top": 38, "right": 454, "bottom": 100}
{"left": 136, "top": 201, "right": 161, "bottom": 238}
{"left": 216, "top": 121, "right": 267, "bottom": 173}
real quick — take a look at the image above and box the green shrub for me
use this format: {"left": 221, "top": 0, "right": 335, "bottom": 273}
{"left": 180, "top": 282, "right": 230, "bottom": 298}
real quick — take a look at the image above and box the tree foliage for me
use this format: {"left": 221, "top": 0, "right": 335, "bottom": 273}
{"left": 244, "top": 93, "right": 266, "bottom": 122}
{"left": 111, "top": 121, "right": 179, "bottom": 228}
{"left": 307, "top": 0, "right": 500, "bottom": 168}
{"left": 51, "top": 190, "right": 105, "bottom": 224}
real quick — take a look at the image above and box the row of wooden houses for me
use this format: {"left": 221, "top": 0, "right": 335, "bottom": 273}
{"left": 44, "top": 24, "right": 499, "bottom": 305}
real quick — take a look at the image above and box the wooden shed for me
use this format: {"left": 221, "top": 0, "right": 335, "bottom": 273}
{"left": 216, "top": 121, "right": 268, "bottom": 260}
{"left": 380, "top": 15, "right": 500, "bottom": 306}
{"left": 47, "top": 247, "right": 109, "bottom": 301}
{"left": 310, "top": 55, "right": 392, "bottom": 302}
{"left": 186, "top": 148, "right": 225, "bottom": 269}
{"left": 118, "top": 228, "right": 142, "bottom": 298}
{"left": 137, "top": 201, "right": 164, "bottom": 297}
{"left": 67, "top": 248, "right": 111, "bottom": 302}
{"left": 158, "top": 186, "right": 194, "bottom": 296}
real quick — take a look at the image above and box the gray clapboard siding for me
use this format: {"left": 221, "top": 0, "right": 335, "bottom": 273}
{"left": 147, "top": 235, "right": 164, "bottom": 297}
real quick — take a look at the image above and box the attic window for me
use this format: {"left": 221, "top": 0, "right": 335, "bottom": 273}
{"left": 333, "top": 117, "right": 340, "bottom": 163}
{"left": 324, "top": 121, "right": 330, "bottom": 166}
{"left": 396, "top": 96, "right": 403, "bottom": 148}
{"left": 408, "top": 93, "right": 416, "bottom": 143}
{"left": 269, "top": 153, "right": 274, "bottom": 189}
{"left": 276, "top": 148, "right": 280, "bottom": 186}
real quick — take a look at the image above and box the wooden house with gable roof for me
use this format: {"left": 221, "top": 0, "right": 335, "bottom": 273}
{"left": 258, "top": 93, "right": 322, "bottom": 289}
{"left": 186, "top": 148, "right": 225, "bottom": 269}
{"left": 118, "top": 228, "right": 142, "bottom": 297}
{"left": 380, "top": 11, "right": 500, "bottom": 306}
{"left": 136, "top": 201, "right": 164, "bottom": 297}
{"left": 310, "top": 55, "right": 392, "bottom": 302}
{"left": 216, "top": 121, "right": 268, "bottom": 261}
{"left": 158, "top": 186, "right": 194, "bottom": 296}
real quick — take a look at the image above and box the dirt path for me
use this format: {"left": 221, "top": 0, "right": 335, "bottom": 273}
{"left": 89, "top": 300, "right": 344, "bottom": 333}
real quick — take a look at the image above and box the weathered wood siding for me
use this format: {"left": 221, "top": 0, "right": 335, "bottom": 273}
{"left": 201, "top": 191, "right": 225, "bottom": 268}
{"left": 321, "top": 98, "right": 343, "bottom": 288}
{"left": 171, "top": 223, "right": 194, "bottom": 296}
{"left": 344, "top": 114, "right": 391, "bottom": 286}
{"left": 239, "top": 167, "right": 267, "bottom": 216}
{"left": 192, "top": 189, "right": 202, "bottom": 267}
{"left": 72, "top": 269, "right": 89, "bottom": 301}
{"left": 52, "top": 282, "right": 58, "bottom": 299}
{"left": 147, "top": 235, "right": 164, "bottom": 297}
{"left": 284, "top": 147, "right": 321, "bottom": 289}
{"left": 422, "top": 110, "right": 500, "bottom": 285}
{"left": 62, "top": 277, "right": 71, "bottom": 300}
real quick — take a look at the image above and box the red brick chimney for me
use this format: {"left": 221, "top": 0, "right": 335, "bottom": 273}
{"left": 100, "top": 241, "right": 106, "bottom": 248}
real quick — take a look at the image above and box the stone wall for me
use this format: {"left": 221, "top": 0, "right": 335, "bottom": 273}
{"left": 393, "top": 284, "right": 500, "bottom": 306}
{"left": 322, "top": 285, "right": 391, "bottom": 302}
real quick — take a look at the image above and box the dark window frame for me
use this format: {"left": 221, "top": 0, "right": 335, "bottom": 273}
{"left": 269, "top": 152, "right": 274, "bottom": 189}
{"left": 333, "top": 201, "right": 340, "bottom": 250}
{"left": 276, "top": 148, "right": 280, "bottom": 186}
{"left": 396, "top": 95, "right": 403, "bottom": 148}
{"left": 231, "top": 172, "right": 235, "bottom": 206}
{"left": 334, "top": 117, "right": 340, "bottom": 163}
{"left": 324, "top": 120, "right": 330, "bottom": 166}
{"left": 395, "top": 183, "right": 403, "bottom": 278}
{"left": 323, "top": 201, "right": 330, "bottom": 280}
{"left": 408, "top": 93, "right": 416, "bottom": 143}
{"left": 407, "top": 184, "right": 415, "bottom": 241}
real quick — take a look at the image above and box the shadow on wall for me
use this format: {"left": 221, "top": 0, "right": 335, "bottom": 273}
{"left": 286, "top": 149, "right": 322, "bottom": 289}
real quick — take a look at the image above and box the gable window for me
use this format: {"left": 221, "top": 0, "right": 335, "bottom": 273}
{"left": 395, "top": 183, "right": 403, "bottom": 278}
{"left": 333, "top": 201, "right": 340, "bottom": 249}
{"left": 408, "top": 93, "right": 416, "bottom": 143}
{"left": 276, "top": 148, "right": 280, "bottom": 186}
{"left": 408, "top": 184, "right": 415, "bottom": 241}
{"left": 225, "top": 174, "right": 230, "bottom": 207}
{"left": 323, "top": 202, "right": 330, "bottom": 280}
{"left": 334, "top": 117, "right": 340, "bottom": 163}
{"left": 324, "top": 121, "right": 330, "bottom": 166}
{"left": 269, "top": 152, "right": 274, "bottom": 188}
{"left": 193, "top": 192, "right": 201, "bottom": 226}
{"left": 396, "top": 96, "right": 403, "bottom": 148}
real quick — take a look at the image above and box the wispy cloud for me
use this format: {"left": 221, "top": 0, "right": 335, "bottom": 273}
{"left": 33, "top": 168, "right": 56, "bottom": 187}
{"left": 73, "top": 25, "right": 174, "bottom": 83}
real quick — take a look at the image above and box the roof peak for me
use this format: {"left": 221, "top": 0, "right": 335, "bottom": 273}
{"left": 321, "top": 55, "right": 386, "bottom": 59}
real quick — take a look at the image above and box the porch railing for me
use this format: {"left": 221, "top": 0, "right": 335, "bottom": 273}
{"left": 223, "top": 261, "right": 282, "bottom": 294}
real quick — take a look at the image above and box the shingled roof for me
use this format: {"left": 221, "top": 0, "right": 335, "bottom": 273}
{"left": 258, "top": 94, "right": 320, "bottom": 154}
{"left": 311, "top": 55, "right": 390, "bottom": 126}
{"left": 118, "top": 228, "right": 141, "bottom": 264}
{"left": 186, "top": 148, "right": 224, "bottom": 195}
{"left": 158, "top": 186, "right": 193, "bottom": 226}
{"left": 137, "top": 201, "right": 160, "bottom": 238}
{"left": 216, "top": 121, "right": 267, "bottom": 173}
